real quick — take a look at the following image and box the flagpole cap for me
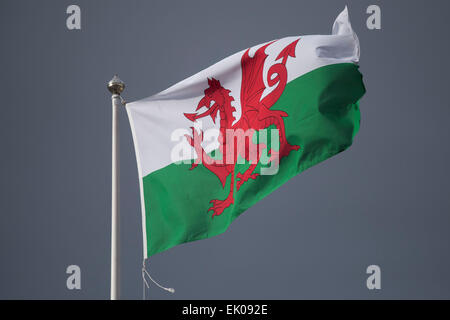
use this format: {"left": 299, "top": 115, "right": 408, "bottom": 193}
{"left": 107, "top": 75, "right": 125, "bottom": 95}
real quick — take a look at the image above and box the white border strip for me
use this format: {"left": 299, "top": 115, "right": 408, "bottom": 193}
{"left": 126, "top": 105, "right": 148, "bottom": 259}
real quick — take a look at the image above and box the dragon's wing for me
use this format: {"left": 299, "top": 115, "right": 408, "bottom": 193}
{"left": 239, "top": 39, "right": 300, "bottom": 120}
{"left": 240, "top": 41, "right": 274, "bottom": 117}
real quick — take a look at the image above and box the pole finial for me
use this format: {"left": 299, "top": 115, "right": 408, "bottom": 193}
{"left": 108, "top": 75, "right": 125, "bottom": 95}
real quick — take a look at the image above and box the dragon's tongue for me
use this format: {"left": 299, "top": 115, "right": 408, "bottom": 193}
{"left": 184, "top": 112, "right": 197, "bottom": 121}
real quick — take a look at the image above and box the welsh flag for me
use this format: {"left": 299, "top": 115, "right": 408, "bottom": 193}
{"left": 127, "top": 7, "right": 365, "bottom": 257}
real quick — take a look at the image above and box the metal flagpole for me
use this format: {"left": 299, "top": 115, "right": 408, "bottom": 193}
{"left": 107, "top": 75, "right": 125, "bottom": 300}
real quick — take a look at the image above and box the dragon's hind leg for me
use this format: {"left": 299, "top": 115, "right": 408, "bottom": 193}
{"left": 236, "top": 163, "right": 259, "bottom": 190}
{"left": 235, "top": 139, "right": 264, "bottom": 190}
{"left": 208, "top": 169, "right": 235, "bottom": 218}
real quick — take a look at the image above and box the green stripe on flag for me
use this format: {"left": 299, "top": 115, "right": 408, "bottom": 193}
{"left": 142, "top": 63, "right": 365, "bottom": 256}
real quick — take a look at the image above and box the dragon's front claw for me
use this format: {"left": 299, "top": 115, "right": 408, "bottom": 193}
{"left": 191, "top": 127, "right": 204, "bottom": 142}
{"left": 185, "top": 127, "right": 204, "bottom": 148}
{"left": 184, "top": 134, "right": 194, "bottom": 147}
{"left": 185, "top": 127, "right": 206, "bottom": 170}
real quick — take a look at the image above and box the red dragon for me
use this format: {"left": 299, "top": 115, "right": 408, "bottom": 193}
{"left": 184, "top": 39, "right": 301, "bottom": 217}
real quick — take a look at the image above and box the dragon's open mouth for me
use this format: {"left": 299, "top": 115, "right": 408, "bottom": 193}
{"left": 184, "top": 99, "right": 219, "bottom": 122}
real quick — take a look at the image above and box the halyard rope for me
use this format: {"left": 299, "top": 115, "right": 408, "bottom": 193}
{"left": 142, "top": 259, "right": 175, "bottom": 299}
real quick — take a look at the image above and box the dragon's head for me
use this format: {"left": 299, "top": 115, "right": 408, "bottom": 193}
{"left": 184, "top": 78, "right": 235, "bottom": 123}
